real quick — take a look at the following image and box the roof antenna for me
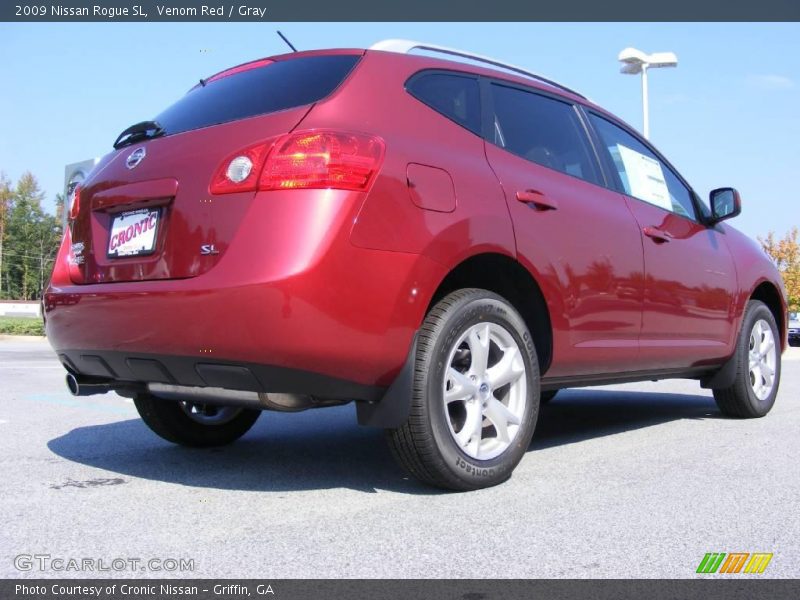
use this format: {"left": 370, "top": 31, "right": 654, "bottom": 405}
{"left": 277, "top": 30, "right": 298, "bottom": 53}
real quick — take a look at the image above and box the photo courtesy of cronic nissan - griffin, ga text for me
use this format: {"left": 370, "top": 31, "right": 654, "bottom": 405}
{"left": 44, "top": 40, "right": 788, "bottom": 490}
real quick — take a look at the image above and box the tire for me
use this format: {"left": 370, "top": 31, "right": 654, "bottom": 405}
{"left": 387, "top": 289, "right": 540, "bottom": 491}
{"left": 133, "top": 394, "right": 261, "bottom": 447}
{"left": 713, "top": 300, "right": 781, "bottom": 418}
{"left": 540, "top": 390, "right": 559, "bottom": 404}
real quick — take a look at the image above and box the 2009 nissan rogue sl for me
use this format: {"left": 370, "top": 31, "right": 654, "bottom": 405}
{"left": 44, "top": 40, "right": 788, "bottom": 490}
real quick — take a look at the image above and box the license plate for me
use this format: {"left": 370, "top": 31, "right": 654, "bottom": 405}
{"left": 107, "top": 208, "right": 161, "bottom": 258}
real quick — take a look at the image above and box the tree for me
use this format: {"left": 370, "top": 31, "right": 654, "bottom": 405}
{"left": 759, "top": 227, "right": 799, "bottom": 312}
{"left": 0, "top": 173, "right": 12, "bottom": 297}
{"left": 0, "top": 172, "right": 62, "bottom": 300}
{"left": 54, "top": 192, "right": 65, "bottom": 224}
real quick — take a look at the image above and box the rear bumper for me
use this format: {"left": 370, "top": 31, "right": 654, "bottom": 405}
{"left": 57, "top": 348, "right": 383, "bottom": 401}
{"left": 45, "top": 190, "right": 444, "bottom": 391}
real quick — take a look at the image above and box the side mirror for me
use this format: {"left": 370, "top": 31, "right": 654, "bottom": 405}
{"left": 708, "top": 187, "right": 741, "bottom": 224}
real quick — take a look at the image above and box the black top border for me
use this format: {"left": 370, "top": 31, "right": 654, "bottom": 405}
{"left": 4, "top": 0, "right": 800, "bottom": 22}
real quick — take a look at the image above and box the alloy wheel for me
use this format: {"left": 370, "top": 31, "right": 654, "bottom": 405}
{"left": 749, "top": 319, "right": 777, "bottom": 401}
{"left": 443, "top": 322, "right": 527, "bottom": 461}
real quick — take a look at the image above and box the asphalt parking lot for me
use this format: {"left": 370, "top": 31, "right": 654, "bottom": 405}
{"left": 1, "top": 338, "right": 798, "bottom": 579}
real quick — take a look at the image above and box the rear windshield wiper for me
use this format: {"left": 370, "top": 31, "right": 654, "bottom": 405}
{"left": 113, "top": 120, "right": 166, "bottom": 149}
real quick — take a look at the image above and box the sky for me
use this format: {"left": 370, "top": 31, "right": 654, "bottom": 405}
{"left": 1, "top": 22, "right": 798, "bottom": 241}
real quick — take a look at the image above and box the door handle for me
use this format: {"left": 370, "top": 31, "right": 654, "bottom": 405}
{"left": 516, "top": 189, "right": 558, "bottom": 211}
{"left": 643, "top": 226, "right": 673, "bottom": 243}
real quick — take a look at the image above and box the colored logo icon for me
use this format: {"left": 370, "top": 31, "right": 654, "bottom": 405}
{"left": 697, "top": 552, "right": 773, "bottom": 574}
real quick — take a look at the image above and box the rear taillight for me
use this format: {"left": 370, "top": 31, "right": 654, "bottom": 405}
{"left": 68, "top": 185, "right": 81, "bottom": 221}
{"left": 209, "top": 141, "right": 273, "bottom": 195}
{"left": 261, "top": 131, "right": 385, "bottom": 191}
{"left": 209, "top": 130, "right": 385, "bottom": 195}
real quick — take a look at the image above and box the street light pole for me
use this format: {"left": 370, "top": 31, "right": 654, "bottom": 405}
{"left": 640, "top": 64, "right": 649, "bottom": 139}
{"left": 618, "top": 47, "right": 677, "bottom": 140}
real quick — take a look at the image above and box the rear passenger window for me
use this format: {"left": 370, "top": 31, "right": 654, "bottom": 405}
{"left": 589, "top": 114, "right": 696, "bottom": 219}
{"left": 406, "top": 72, "right": 481, "bottom": 135}
{"left": 490, "top": 83, "right": 601, "bottom": 185}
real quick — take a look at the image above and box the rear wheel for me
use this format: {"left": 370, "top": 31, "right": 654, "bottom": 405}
{"left": 387, "top": 289, "right": 539, "bottom": 491}
{"left": 133, "top": 394, "right": 261, "bottom": 447}
{"left": 713, "top": 300, "right": 781, "bottom": 418}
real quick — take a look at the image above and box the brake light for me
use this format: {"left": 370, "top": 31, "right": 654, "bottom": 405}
{"left": 261, "top": 131, "right": 385, "bottom": 191}
{"left": 204, "top": 58, "right": 273, "bottom": 84}
{"left": 68, "top": 185, "right": 81, "bottom": 221}
{"left": 209, "top": 131, "right": 385, "bottom": 195}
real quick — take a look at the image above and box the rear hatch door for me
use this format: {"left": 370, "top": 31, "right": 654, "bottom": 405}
{"left": 68, "top": 52, "right": 362, "bottom": 284}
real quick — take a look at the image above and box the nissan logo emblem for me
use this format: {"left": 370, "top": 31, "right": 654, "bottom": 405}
{"left": 126, "top": 147, "right": 146, "bottom": 169}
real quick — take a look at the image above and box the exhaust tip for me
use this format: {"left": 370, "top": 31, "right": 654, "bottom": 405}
{"left": 66, "top": 373, "right": 80, "bottom": 396}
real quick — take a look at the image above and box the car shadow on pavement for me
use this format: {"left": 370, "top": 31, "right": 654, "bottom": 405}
{"left": 47, "top": 389, "right": 722, "bottom": 494}
{"left": 532, "top": 388, "right": 722, "bottom": 450}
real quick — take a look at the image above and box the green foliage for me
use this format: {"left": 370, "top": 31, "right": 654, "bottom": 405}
{"left": 0, "top": 316, "right": 45, "bottom": 336}
{"left": 54, "top": 192, "right": 65, "bottom": 223}
{"left": 0, "top": 172, "right": 63, "bottom": 300}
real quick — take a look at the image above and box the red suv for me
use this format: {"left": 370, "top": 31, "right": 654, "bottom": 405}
{"left": 45, "top": 40, "right": 788, "bottom": 490}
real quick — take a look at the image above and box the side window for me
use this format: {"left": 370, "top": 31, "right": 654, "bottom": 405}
{"left": 589, "top": 114, "right": 696, "bottom": 219}
{"left": 406, "top": 72, "right": 481, "bottom": 135}
{"left": 489, "top": 83, "right": 601, "bottom": 185}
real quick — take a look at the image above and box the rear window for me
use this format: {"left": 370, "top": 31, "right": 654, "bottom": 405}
{"left": 406, "top": 72, "right": 482, "bottom": 135}
{"left": 154, "top": 54, "right": 361, "bottom": 135}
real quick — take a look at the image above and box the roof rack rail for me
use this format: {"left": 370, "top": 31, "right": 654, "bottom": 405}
{"left": 369, "top": 39, "right": 586, "bottom": 100}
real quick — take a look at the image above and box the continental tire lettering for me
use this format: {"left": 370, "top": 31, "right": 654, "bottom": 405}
{"left": 455, "top": 457, "right": 495, "bottom": 477}
{"left": 522, "top": 330, "right": 535, "bottom": 354}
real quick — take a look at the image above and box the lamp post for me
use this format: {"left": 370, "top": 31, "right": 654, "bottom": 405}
{"left": 618, "top": 47, "right": 678, "bottom": 139}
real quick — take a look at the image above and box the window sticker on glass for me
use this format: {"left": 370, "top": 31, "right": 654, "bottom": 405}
{"left": 615, "top": 144, "right": 671, "bottom": 210}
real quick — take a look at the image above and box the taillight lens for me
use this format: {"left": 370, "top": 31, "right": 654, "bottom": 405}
{"left": 261, "top": 131, "right": 385, "bottom": 191}
{"left": 209, "top": 141, "right": 273, "bottom": 194}
{"left": 209, "top": 130, "right": 385, "bottom": 195}
{"left": 68, "top": 185, "right": 81, "bottom": 221}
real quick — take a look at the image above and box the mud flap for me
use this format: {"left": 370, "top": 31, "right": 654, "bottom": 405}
{"left": 700, "top": 352, "right": 738, "bottom": 389}
{"left": 356, "top": 333, "right": 418, "bottom": 428}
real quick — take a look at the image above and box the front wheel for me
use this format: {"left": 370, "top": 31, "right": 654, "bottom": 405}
{"left": 133, "top": 394, "right": 261, "bottom": 447}
{"left": 387, "top": 289, "right": 540, "bottom": 491}
{"left": 713, "top": 300, "right": 781, "bottom": 418}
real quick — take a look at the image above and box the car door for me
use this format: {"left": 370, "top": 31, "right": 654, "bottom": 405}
{"left": 587, "top": 112, "right": 738, "bottom": 370}
{"left": 482, "top": 81, "right": 645, "bottom": 378}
